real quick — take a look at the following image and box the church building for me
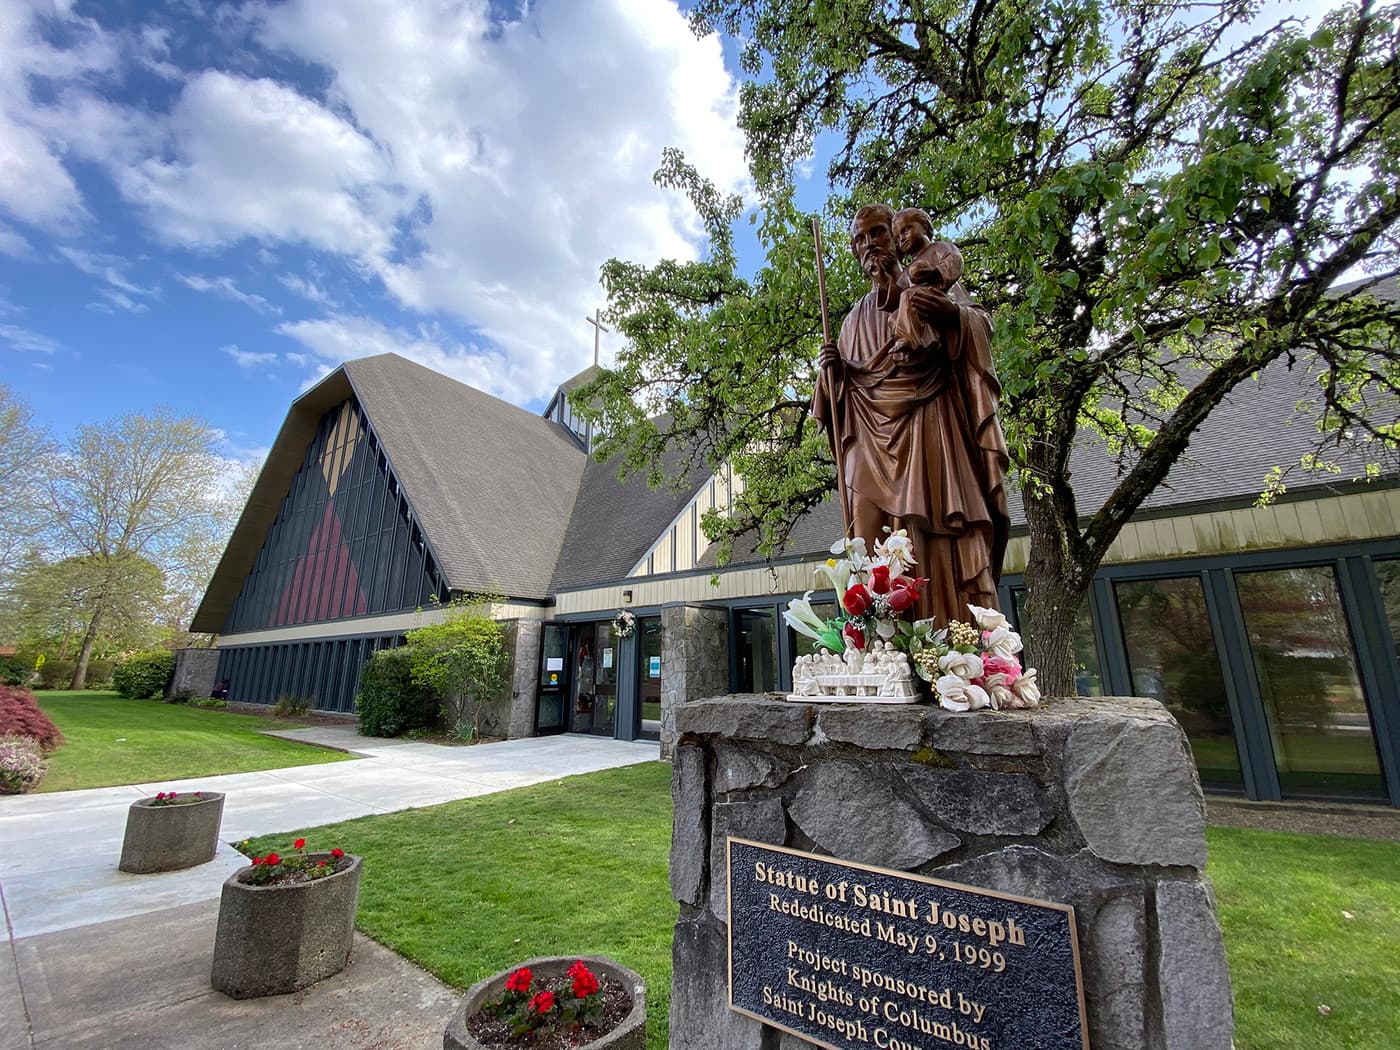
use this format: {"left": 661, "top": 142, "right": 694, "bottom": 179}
{"left": 193, "top": 349, "right": 1400, "bottom": 809}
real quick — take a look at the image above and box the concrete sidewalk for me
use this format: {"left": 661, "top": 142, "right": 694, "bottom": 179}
{"left": 0, "top": 731, "right": 658, "bottom": 1049}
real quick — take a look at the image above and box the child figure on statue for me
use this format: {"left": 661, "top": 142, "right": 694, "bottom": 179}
{"left": 886, "top": 207, "right": 966, "bottom": 362}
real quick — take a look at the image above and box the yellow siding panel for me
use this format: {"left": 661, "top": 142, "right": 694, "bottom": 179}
{"left": 1293, "top": 500, "right": 1326, "bottom": 544}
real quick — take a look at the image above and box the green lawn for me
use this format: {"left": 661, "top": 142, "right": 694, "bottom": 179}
{"left": 245, "top": 762, "right": 676, "bottom": 1050}
{"left": 34, "top": 690, "right": 352, "bottom": 792}
{"left": 1208, "top": 826, "right": 1400, "bottom": 1049}
{"left": 245, "top": 764, "right": 1400, "bottom": 1050}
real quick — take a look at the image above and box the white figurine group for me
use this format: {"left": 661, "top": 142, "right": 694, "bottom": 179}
{"left": 789, "top": 641, "right": 919, "bottom": 703}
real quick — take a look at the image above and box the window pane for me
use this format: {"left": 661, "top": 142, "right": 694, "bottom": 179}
{"left": 1376, "top": 559, "right": 1400, "bottom": 662}
{"left": 1236, "top": 566, "right": 1385, "bottom": 799}
{"left": 1010, "top": 590, "right": 1103, "bottom": 696}
{"left": 639, "top": 617, "right": 663, "bottom": 736}
{"left": 735, "top": 608, "right": 779, "bottom": 693}
{"left": 1114, "top": 576, "right": 1243, "bottom": 789}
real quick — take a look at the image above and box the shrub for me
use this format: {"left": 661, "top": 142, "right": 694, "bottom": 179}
{"left": 0, "top": 735, "right": 47, "bottom": 794}
{"left": 84, "top": 659, "right": 115, "bottom": 688}
{"left": 112, "top": 650, "right": 176, "bottom": 699}
{"left": 356, "top": 647, "right": 435, "bottom": 737}
{"left": 272, "top": 693, "right": 313, "bottom": 718}
{"left": 36, "top": 659, "right": 76, "bottom": 690}
{"left": 0, "top": 656, "right": 29, "bottom": 686}
{"left": 0, "top": 685, "right": 65, "bottom": 752}
{"left": 405, "top": 602, "right": 510, "bottom": 739}
{"left": 190, "top": 696, "right": 228, "bottom": 709}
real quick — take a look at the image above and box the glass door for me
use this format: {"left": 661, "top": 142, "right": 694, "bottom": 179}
{"left": 637, "top": 616, "right": 662, "bottom": 741}
{"left": 570, "top": 622, "right": 616, "bottom": 737}
{"left": 536, "top": 624, "right": 570, "bottom": 735}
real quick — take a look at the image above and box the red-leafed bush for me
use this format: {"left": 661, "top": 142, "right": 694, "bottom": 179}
{"left": 0, "top": 685, "right": 64, "bottom": 752}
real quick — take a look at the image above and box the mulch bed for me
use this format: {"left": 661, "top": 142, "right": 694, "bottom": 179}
{"left": 1208, "top": 798, "right": 1400, "bottom": 841}
{"left": 464, "top": 974, "right": 632, "bottom": 1050}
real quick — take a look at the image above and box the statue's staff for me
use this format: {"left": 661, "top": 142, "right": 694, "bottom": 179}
{"left": 812, "top": 216, "right": 850, "bottom": 526}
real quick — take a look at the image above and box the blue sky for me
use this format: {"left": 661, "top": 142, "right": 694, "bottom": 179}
{"left": 0, "top": 0, "right": 754, "bottom": 469}
{"left": 1, "top": 0, "right": 1345, "bottom": 476}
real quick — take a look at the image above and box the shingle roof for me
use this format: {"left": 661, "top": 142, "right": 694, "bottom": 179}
{"left": 550, "top": 431, "right": 710, "bottom": 591}
{"left": 342, "top": 355, "right": 587, "bottom": 599}
{"left": 192, "top": 354, "right": 588, "bottom": 631}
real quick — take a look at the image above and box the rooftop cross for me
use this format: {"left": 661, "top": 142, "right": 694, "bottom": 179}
{"left": 586, "top": 309, "right": 609, "bottom": 366}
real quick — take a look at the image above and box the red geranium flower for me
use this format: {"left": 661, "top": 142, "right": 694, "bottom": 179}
{"left": 250, "top": 856, "right": 263, "bottom": 866}
{"left": 869, "top": 565, "right": 891, "bottom": 594}
{"left": 528, "top": 990, "right": 556, "bottom": 1014}
{"left": 506, "top": 967, "right": 533, "bottom": 994}
{"left": 293, "top": 838, "right": 305, "bottom": 850}
{"left": 843, "top": 621, "right": 866, "bottom": 650}
{"left": 317, "top": 860, "right": 327, "bottom": 868}
{"left": 264, "top": 852, "right": 280, "bottom": 866}
{"left": 571, "top": 969, "right": 600, "bottom": 999}
{"left": 330, "top": 848, "right": 345, "bottom": 859}
{"left": 842, "top": 583, "right": 872, "bottom": 616}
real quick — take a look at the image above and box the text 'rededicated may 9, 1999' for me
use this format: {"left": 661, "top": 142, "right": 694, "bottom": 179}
{"left": 726, "top": 839, "right": 1088, "bottom": 1050}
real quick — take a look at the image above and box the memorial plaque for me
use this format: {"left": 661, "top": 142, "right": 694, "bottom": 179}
{"left": 727, "top": 838, "right": 1088, "bottom": 1050}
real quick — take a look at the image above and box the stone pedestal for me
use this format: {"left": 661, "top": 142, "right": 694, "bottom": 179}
{"left": 166, "top": 647, "right": 219, "bottom": 699}
{"left": 669, "top": 695, "right": 1232, "bottom": 1050}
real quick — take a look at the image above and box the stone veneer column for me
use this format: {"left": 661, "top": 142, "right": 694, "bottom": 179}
{"left": 659, "top": 606, "right": 730, "bottom": 758}
{"left": 166, "top": 647, "right": 219, "bottom": 699}
{"left": 669, "top": 695, "right": 1233, "bottom": 1050}
{"left": 505, "top": 619, "right": 542, "bottom": 740}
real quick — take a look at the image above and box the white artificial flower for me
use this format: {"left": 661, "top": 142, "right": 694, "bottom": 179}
{"left": 875, "top": 529, "right": 916, "bottom": 568}
{"left": 938, "top": 650, "right": 985, "bottom": 680}
{"left": 783, "top": 592, "right": 827, "bottom": 642}
{"left": 1011, "top": 668, "right": 1041, "bottom": 707}
{"left": 936, "top": 674, "right": 991, "bottom": 712}
{"left": 984, "top": 626, "right": 1023, "bottom": 659}
{"left": 816, "top": 558, "right": 853, "bottom": 596}
{"left": 829, "top": 536, "right": 869, "bottom": 561}
{"left": 967, "top": 604, "right": 1008, "bottom": 631}
{"left": 983, "top": 672, "right": 1014, "bottom": 711}
{"left": 875, "top": 619, "right": 897, "bottom": 639}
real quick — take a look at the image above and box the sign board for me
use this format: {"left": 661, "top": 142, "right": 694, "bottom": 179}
{"left": 727, "top": 838, "right": 1088, "bottom": 1050}
{"left": 603, "top": 647, "right": 613, "bottom": 669}
{"left": 649, "top": 655, "right": 661, "bottom": 678}
{"left": 546, "top": 657, "right": 564, "bottom": 672}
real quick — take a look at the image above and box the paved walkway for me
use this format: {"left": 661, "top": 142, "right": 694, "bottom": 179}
{"left": 0, "top": 730, "right": 658, "bottom": 1049}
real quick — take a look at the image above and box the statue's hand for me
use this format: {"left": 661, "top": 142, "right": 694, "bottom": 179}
{"left": 906, "top": 286, "right": 959, "bottom": 327}
{"left": 818, "top": 341, "right": 843, "bottom": 376}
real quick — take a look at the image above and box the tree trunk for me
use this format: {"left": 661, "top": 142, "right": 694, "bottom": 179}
{"left": 1020, "top": 479, "right": 1092, "bottom": 699}
{"left": 69, "top": 609, "right": 102, "bottom": 690}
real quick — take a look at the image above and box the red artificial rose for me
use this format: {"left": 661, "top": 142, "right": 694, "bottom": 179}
{"left": 506, "top": 967, "right": 533, "bottom": 994}
{"left": 331, "top": 848, "right": 345, "bottom": 859}
{"left": 843, "top": 621, "right": 866, "bottom": 650}
{"left": 869, "top": 565, "right": 891, "bottom": 594}
{"left": 293, "top": 838, "right": 306, "bottom": 850}
{"left": 264, "top": 852, "right": 280, "bottom": 866}
{"left": 528, "top": 990, "right": 556, "bottom": 1014}
{"left": 842, "top": 583, "right": 873, "bottom": 616}
{"left": 887, "top": 576, "right": 928, "bottom": 613}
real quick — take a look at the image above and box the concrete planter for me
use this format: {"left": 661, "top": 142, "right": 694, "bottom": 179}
{"left": 118, "top": 791, "right": 225, "bottom": 874}
{"left": 443, "top": 955, "right": 646, "bottom": 1050}
{"left": 210, "top": 854, "right": 363, "bottom": 999}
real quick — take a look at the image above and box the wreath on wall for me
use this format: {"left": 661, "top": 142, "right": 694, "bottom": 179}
{"left": 612, "top": 610, "right": 636, "bottom": 639}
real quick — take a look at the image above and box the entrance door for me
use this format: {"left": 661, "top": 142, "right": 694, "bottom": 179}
{"left": 536, "top": 624, "right": 570, "bottom": 735}
{"left": 570, "top": 622, "right": 616, "bottom": 736}
{"left": 636, "top": 616, "right": 662, "bottom": 741}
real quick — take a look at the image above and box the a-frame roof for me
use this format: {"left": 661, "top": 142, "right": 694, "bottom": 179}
{"left": 192, "top": 354, "right": 589, "bottom": 632}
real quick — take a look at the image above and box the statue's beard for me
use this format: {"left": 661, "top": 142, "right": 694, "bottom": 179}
{"left": 862, "top": 248, "right": 899, "bottom": 280}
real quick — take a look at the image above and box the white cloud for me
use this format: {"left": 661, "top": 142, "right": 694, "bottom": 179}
{"left": 0, "top": 222, "right": 30, "bottom": 257}
{"left": 178, "top": 272, "right": 280, "bottom": 314}
{"left": 121, "top": 70, "right": 408, "bottom": 257}
{"left": 89, "top": 288, "right": 149, "bottom": 314}
{"left": 278, "top": 272, "right": 336, "bottom": 308}
{"left": 276, "top": 314, "right": 524, "bottom": 401}
{"left": 58, "top": 246, "right": 152, "bottom": 296}
{"left": 129, "top": 0, "right": 747, "bottom": 402}
{"left": 0, "top": 323, "right": 60, "bottom": 354}
{"left": 221, "top": 343, "right": 280, "bottom": 369}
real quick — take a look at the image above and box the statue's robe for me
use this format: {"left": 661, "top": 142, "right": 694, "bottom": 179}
{"left": 812, "top": 284, "right": 1010, "bottom": 626}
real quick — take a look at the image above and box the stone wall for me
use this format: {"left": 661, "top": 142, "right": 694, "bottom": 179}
{"left": 506, "top": 619, "right": 542, "bottom": 740}
{"left": 669, "top": 695, "right": 1232, "bottom": 1050}
{"left": 659, "top": 605, "right": 729, "bottom": 758}
{"left": 166, "top": 647, "right": 219, "bottom": 699}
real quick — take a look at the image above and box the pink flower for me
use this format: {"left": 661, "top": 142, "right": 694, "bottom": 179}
{"left": 981, "top": 654, "right": 1023, "bottom": 683}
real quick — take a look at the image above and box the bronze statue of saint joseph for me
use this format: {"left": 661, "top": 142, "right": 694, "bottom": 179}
{"left": 812, "top": 204, "right": 1011, "bottom": 626}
